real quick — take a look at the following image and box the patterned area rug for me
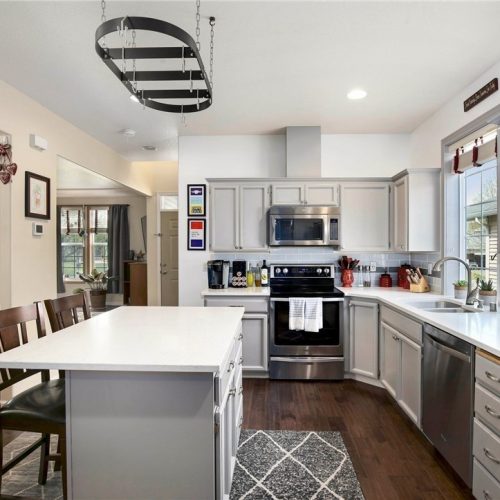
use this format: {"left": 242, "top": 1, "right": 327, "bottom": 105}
{"left": 2, "top": 433, "right": 62, "bottom": 499}
{"left": 230, "top": 430, "right": 364, "bottom": 500}
{"left": 2, "top": 431, "right": 363, "bottom": 500}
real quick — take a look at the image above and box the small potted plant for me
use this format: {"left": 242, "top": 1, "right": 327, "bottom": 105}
{"left": 453, "top": 280, "right": 468, "bottom": 300}
{"left": 76, "top": 269, "right": 116, "bottom": 310}
{"left": 479, "top": 279, "right": 497, "bottom": 306}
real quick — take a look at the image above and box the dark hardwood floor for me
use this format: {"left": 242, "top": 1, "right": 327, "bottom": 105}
{"left": 242, "top": 378, "right": 473, "bottom": 500}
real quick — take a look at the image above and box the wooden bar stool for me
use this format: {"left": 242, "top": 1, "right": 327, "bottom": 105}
{"left": 44, "top": 291, "right": 91, "bottom": 333}
{"left": 0, "top": 302, "right": 67, "bottom": 499}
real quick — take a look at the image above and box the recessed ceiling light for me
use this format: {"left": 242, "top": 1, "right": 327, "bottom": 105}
{"left": 130, "top": 94, "right": 140, "bottom": 103}
{"left": 141, "top": 145, "right": 158, "bottom": 151}
{"left": 347, "top": 88, "right": 367, "bottom": 100}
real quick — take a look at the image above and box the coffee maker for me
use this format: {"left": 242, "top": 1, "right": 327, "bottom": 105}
{"left": 207, "top": 260, "right": 230, "bottom": 289}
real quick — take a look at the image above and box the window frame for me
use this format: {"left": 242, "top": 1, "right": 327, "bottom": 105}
{"left": 59, "top": 205, "right": 110, "bottom": 282}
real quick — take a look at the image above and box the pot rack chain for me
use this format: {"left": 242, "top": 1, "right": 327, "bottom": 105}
{"left": 195, "top": 0, "right": 201, "bottom": 50}
{"left": 100, "top": 0, "right": 107, "bottom": 47}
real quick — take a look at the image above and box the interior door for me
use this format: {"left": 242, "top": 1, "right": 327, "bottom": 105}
{"left": 160, "top": 211, "right": 179, "bottom": 306}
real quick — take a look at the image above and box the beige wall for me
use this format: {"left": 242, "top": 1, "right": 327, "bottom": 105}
{"left": 130, "top": 161, "right": 178, "bottom": 305}
{"left": 0, "top": 81, "right": 178, "bottom": 311}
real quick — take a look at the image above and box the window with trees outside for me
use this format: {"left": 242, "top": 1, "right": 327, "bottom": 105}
{"left": 60, "top": 206, "right": 109, "bottom": 280}
{"left": 463, "top": 160, "right": 497, "bottom": 288}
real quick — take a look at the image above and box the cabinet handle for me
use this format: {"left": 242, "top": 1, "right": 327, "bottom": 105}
{"left": 485, "top": 404, "right": 500, "bottom": 418}
{"left": 483, "top": 490, "right": 492, "bottom": 500}
{"left": 486, "top": 371, "right": 500, "bottom": 383}
{"left": 227, "top": 361, "right": 235, "bottom": 373}
{"left": 484, "top": 447, "right": 500, "bottom": 464}
{"left": 238, "top": 333, "right": 243, "bottom": 341}
{"left": 239, "top": 386, "right": 243, "bottom": 395}
{"left": 229, "top": 388, "right": 236, "bottom": 397}
{"left": 239, "top": 356, "right": 244, "bottom": 365}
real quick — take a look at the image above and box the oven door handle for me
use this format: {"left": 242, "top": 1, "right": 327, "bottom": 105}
{"left": 270, "top": 298, "right": 344, "bottom": 303}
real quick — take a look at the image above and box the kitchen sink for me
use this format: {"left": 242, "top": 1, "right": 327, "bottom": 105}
{"left": 405, "top": 300, "right": 461, "bottom": 309}
{"left": 422, "top": 308, "right": 474, "bottom": 314}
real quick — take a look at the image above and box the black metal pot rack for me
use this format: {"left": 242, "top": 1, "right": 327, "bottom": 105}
{"left": 95, "top": 16, "right": 213, "bottom": 114}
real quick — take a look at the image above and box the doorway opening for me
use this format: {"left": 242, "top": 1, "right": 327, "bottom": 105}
{"left": 159, "top": 194, "right": 179, "bottom": 306}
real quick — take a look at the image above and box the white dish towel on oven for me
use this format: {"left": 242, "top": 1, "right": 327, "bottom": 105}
{"left": 289, "top": 298, "right": 306, "bottom": 331}
{"left": 304, "top": 298, "right": 323, "bottom": 333}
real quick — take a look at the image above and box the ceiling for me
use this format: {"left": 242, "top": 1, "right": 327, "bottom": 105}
{"left": 2, "top": 1, "right": 500, "bottom": 161}
{"left": 57, "top": 156, "right": 143, "bottom": 197}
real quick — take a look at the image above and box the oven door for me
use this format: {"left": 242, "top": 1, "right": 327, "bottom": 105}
{"left": 269, "top": 298, "right": 344, "bottom": 356}
{"left": 269, "top": 214, "right": 327, "bottom": 246}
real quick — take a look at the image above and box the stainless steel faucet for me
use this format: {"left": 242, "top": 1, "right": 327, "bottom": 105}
{"left": 432, "top": 256, "right": 480, "bottom": 306}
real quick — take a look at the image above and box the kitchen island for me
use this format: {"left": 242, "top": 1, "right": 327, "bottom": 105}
{"left": 0, "top": 306, "right": 245, "bottom": 500}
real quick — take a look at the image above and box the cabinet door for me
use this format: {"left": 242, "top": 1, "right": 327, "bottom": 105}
{"left": 242, "top": 314, "right": 268, "bottom": 373}
{"left": 380, "top": 321, "right": 400, "bottom": 399}
{"left": 341, "top": 183, "right": 390, "bottom": 251}
{"left": 210, "top": 185, "right": 239, "bottom": 251}
{"left": 240, "top": 185, "right": 269, "bottom": 250}
{"left": 271, "top": 183, "right": 304, "bottom": 205}
{"left": 398, "top": 334, "right": 422, "bottom": 427}
{"left": 393, "top": 176, "right": 409, "bottom": 251}
{"left": 349, "top": 300, "right": 379, "bottom": 379}
{"left": 304, "top": 183, "right": 339, "bottom": 206}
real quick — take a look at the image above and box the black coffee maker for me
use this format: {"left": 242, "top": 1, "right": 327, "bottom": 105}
{"left": 207, "top": 260, "right": 229, "bottom": 289}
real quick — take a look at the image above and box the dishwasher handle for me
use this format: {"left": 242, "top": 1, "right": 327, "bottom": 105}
{"left": 426, "top": 334, "right": 471, "bottom": 363}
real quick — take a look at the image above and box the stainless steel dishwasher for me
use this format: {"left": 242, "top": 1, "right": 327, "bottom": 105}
{"left": 422, "top": 323, "right": 474, "bottom": 487}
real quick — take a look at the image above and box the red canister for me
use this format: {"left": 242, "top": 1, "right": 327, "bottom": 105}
{"left": 379, "top": 272, "right": 393, "bottom": 287}
{"left": 398, "top": 264, "right": 412, "bottom": 289}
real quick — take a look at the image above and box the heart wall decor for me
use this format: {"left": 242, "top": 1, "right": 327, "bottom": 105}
{"left": 0, "top": 142, "right": 18, "bottom": 185}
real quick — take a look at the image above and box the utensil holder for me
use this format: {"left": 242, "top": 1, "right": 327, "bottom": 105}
{"left": 410, "top": 277, "right": 430, "bottom": 293}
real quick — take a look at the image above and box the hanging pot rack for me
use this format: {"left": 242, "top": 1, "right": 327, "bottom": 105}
{"left": 95, "top": 3, "right": 215, "bottom": 115}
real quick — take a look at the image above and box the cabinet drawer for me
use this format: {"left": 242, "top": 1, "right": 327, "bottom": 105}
{"left": 217, "top": 330, "right": 243, "bottom": 404}
{"left": 477, "top": 352, "right": 500, "bottom": 396}
{"left": 205, "top": 297, "right": 268, "bottom": 313}
{"left": 474, "top": 458, "right": 500, "bottom": 500}
{"left": 380, "top": 306, "right": 422, "bottom": 344}
{"left": 475, "top": 418, "right": 500, "bottom": 480}
{"left": 476, "top": 384, "right": 500, "bottom": 436}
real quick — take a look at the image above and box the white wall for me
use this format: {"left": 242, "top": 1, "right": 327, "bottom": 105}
{"left": 178, "top": 133, "right": 412, "bottom": 305}
{"left": 411, "top": 60, "right": 500, "bottom": 168}
{"left": 322, "top": 134, "right": 411, "bottom": 177}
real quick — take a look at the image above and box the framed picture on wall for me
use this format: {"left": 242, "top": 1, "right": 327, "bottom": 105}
{"left": 187, "top": 184, "right": 206, "bottom": 216}
{"left": 25, "top": 171, "right": 50, "bottom": 220}
{"left": 187, "top": 219, "right": 206, "bottom": 251}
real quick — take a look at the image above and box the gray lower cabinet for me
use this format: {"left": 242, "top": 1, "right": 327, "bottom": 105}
{"left": 348, "top": 299, "right": 379, "bottom": 379}
{"left": 473, "top": 351, "right": 500, "bottom": 499}
{"left": 380, "top": 306, "right": 422, "bottom": 427}
{"left": 205, "top": 296, "right": 269, "bottom": 375}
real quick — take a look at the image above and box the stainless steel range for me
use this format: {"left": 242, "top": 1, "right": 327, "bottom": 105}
{"left": 269, "top": 264, "right": 345, "bottom": 380}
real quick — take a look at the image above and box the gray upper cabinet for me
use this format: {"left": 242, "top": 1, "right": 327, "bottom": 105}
{"left": 210, "top": 183, "right": 269, "bottom": 251}
{"left": 210, "top": 184, "right": 239, "bottom": 251}
{"left": 392, "top": 170, "right": 440, "bottom": 252}
{"left": 240, "top": 184, "right": 270, "bottom": 251}
{"left": 271, "top": 183, "right": 304, "bottom": 205}
{"left": 341, "top": 182, "right": 391, "bottom": 251}
{"left": 271, "top": 182, "right": 339, "bottom": 206}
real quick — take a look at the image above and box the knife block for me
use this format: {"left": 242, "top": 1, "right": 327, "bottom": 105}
{"left": 410, "top": 277, "right": 430, "bottom": 293}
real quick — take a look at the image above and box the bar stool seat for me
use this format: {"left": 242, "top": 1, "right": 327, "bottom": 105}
{"left": 0, "top": 379, "right": 65, "bottom": 427}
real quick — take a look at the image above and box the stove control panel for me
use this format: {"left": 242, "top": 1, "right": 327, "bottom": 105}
{"left": 270, "top": 264, "right": 335, "bottom": 278}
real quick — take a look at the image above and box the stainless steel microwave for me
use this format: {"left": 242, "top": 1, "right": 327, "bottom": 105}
{"left": 268, "top": 205, "right": 341, "bottom": 246}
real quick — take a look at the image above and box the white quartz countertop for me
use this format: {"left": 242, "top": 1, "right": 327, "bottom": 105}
{"left": 0, "top": 307, "right": 244, "bottom": 373}
{"left": 339, "top": 287, "right": 500, "bottom": 356}
{"left": 201, "top": 287, "right": 271, "bottom": 297}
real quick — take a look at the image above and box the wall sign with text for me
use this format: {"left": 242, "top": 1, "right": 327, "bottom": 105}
{"left": 464, "top": 78, "right": 498, "bottom": 112}
{"left": 187, "top": 219, "right": 206, "bottom": 251}
{"left": 187, "top": 184, "right": 206, "bottom": 216}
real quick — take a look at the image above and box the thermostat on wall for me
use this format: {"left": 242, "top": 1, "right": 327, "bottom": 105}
{"left": 32, "top": 222, "right": 44, "bottom": 236}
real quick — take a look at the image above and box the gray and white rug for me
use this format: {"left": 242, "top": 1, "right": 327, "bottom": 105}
{"left": 230, "top": 430, "right": 364, "bottom": 500}
{"left": 2, "top": 432, "right": 62, "bottom": 499}
{"left": 2, "top": 430, "right": 363, "bottom": 500}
